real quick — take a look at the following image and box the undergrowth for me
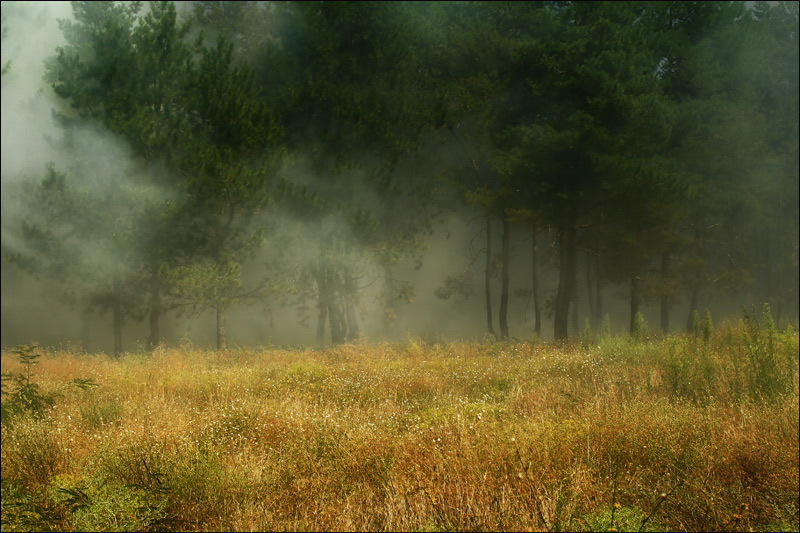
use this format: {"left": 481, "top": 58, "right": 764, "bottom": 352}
{"left": 1, "top": 312, "right": 797, "bottom": 532}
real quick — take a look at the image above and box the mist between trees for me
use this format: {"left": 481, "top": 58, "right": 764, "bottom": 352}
{"left": 1, "top": 1, "right": 797, "bottom": 354}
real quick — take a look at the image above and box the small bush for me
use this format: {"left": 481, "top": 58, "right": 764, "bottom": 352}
{"left": 702, "top": 309, "right": 714, "bottom": 343}
{"left": 2, "top": 418, "right": 65, "bottom": 487}
{"left": 284, "top": 361, "right": 331, "bottom": 385}
{"left": 577, "top": 505, "right": 666, "bottom": 532}
{"left": 632, "top": 312, "right": 648, "bottom": 341}
{"left": 1, "top": 477, "right": 68, "bottom": 532}
{"left": 741, "top": 304, "right": 797, "bottom": 401}
{"left": 52, "top": 476, "right": 169, "bottom": 532}
{"left": 1, "top": 345, "right": 58, "bottom": 424}
{"left": 80, "top": 398, "right": 124, "bottom": 429}
{"left": 199, "top": 401, "right": 257, "bottom": 447}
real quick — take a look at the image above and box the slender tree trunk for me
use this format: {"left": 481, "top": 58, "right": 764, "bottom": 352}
{"left": 315, "top": 263, "right": 346, "bottom": 345}
{"left": 629, "top": 275, "right": 640, "bottom": 334}
{"left": 328, "top": 300, "right": 346, "bottom": 344}
{"left": 571, "top": 261, "right": 579, "bottom": 334}
{"left": 81, "top": 308, "right": 91, "bottom": 353}
{"left": 685, "top": 287, "right": 699, "bottom": 333}
{"left": 383, "top": 263, "right": 394, "bottom": 327}
{"left": 312, "top": 267, "right": 327, "bottom": 344}
{"left": 328, "top": 268, "right": 347, "bottom": 345}
{"left": 586, "top": 251, "right": 595, "bottom": 329}
{"left": 485, "top": 210, "right": 496, "bottom": 339}
{"left": 761, "top": 231, "right": 780, "bottom": 322}
{"left": 147, "top": 265, "right": 161, "bottom": 351}
{"left": 316, "top": 299, "right": 328, "bottom": 345}
{"left": 686, "top": 212, "right": 705, "bottom": 332}
{"left": 499, "top": 214, "right": 511, "bottom": 340}
{"left": 344, "top": 265, "right": 360, "bottom": 342}
{"left": 216, "top": 306, "right": 227, "bottom": 350}
{"left": 531, "top": 226, "right": 541, "bottom": 337}
{"left": 554, "top": 224, "right": 576, "bottom": 340}
{"left": 345, "top": 305, "right": 359, "bottom": 341}
{"left": 660, "top": 252, "right": 670, "bottom": 332}
{"left": 112, "top": 265, "right": 123, "bottom": 357}
{"left": 594, "top": 254, "right": 603, "bottom": 327}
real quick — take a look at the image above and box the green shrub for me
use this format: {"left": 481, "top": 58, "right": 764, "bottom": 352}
{"left": 633, "top": 312, "right": 648, "bottom": 341}
{"left": 80, "top": 398, "right": 124, "bottom": 429}
{"left": 199, "top": 401, "right": 257, "bottom": 447}
{"left": 2, "top": 418, "right": 65, "bottom": 487}
{"left": 1, "top": 345, "right": 58, "bottom": 424}
{"left": 284, "top": 361, "right": 331, "bottom": 385}
{"left": 741, "top": 304, "right": 797, "bottom": 401}
{"left": 99, "top": 439, "right": 172, "bottom": 492}
{"left": 692, "top": 309, "right": 702, "bottom": 338}
{"left": 702, "top": 310, "right": 713, "bottom": 343}
{"left": 52, "top": 476, "right": 169, "bottom": 532}
{"left": 663, "top": 339, "right": 715, "bottom": 403}
{"left": 577, "top": 505, "right": 666, "bottom": 532}
{"left": 1, "top": 477, "right": 67, "bottom": 532}
{"left": 165, "top": 448, "right": 254, "bottom": 529}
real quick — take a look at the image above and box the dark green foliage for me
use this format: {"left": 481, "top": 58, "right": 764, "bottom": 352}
{"left": 1, "top": 345, "right": 99, "bottom": 426}
{"left": 740, "top": 304, "right": 797, "bottom": 401}
{"left": 662, "top": 305, "right": 798, "bottom": 403}
{"left": 4, "top": 0, "right": 797, "bottom": 349}
{"left": 1, "top": 345, "right": 58, "bottom": 424}
{"left": 702, "top": 309, "right": 714, "bottom": 343}
{"left": 632, "top": 312, "right": 649, "bottom": 341}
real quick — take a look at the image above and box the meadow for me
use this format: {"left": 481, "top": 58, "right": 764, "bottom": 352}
{"left": 1, "top": 308, "right": 798, "bottom": 532}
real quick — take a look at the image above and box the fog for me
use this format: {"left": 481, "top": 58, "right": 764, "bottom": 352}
{"left": 2, "top": 2, "right": 797, "bottom": 353}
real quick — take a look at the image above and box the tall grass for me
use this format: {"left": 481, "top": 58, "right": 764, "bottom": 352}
{"left": 2, "top": 318, "right": 797, "bottom": 532}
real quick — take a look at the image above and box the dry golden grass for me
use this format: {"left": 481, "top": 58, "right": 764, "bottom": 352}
{"left": 2, "top": 320, "right": 798, "bottom": 531}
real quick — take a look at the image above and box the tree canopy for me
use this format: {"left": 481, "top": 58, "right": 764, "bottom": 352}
{"left": 2, "top": 1, "right": 797, "bottom": 349}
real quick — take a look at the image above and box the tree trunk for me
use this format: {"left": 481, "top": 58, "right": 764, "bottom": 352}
{"left": 216, "top": 306, "right": 227, "bottom": 350}
{"left": 316, "top": 298, "right": 328, "bottom": 345}
{"left": 629, "top": 275, "right": 640, "bottom": 334}
{"left": 685, "top": 287, "right": 699, "bottom": 333}
{"left": 345, "top": 304, "right": 359, "bottom": 341}
{"left": 485, "top": 209, "right": 496, "bottom": 339}
{"left": 81, "top": 308, "right": 91, "bottom": 353}
{"left": 147, "top": 266, "right": 161, "bottom": 351}
{"left": 660, "top": 252, "right": 670, "bottom": 332}
{"left": 554, "top": 224, "right": 576, "bottom": 340}
{"left": 571, "top": 261, "right": 579, "bottom": 334}
{"left": 594, "top": 254, "right": 604, "bottom": 327}
{"left": 344, "top": 266, "right": 360, "bottom": 342}
{"left": 328, "top": 299, "right": 346, "bottom": 344}
{"left": 586, "top": 251, "right": 595, "bottom": 329}
{"left": 328, "top": 266, "right": 347, "bottom": 345}
{"left": 312, "top": 265, "right": 328, "bottom": 344}
{"left": 383, "top": 263, "right": 394, "bottom": 327}
{"left": 499, "top": 214, "right": 511, "bottom": 340}
{"left": 685, "top": 212, "right": 705, "bottom": 332}
{"left": 531, "top": 226, "right": 541, "bottom": 337}
{"left": 314, "top": 263, "right": 346, "bottom": 345}
{"left": 112, "top": 265, "right": 123, "bottom": 357}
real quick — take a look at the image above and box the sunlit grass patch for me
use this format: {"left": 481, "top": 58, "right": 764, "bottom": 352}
{"left": 2, "top": 322, "right": 797, "bottom": 531}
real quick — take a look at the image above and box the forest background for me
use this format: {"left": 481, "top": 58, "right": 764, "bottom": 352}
{"left": 1, "top": 1, "right": 798, "bottom": 354}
